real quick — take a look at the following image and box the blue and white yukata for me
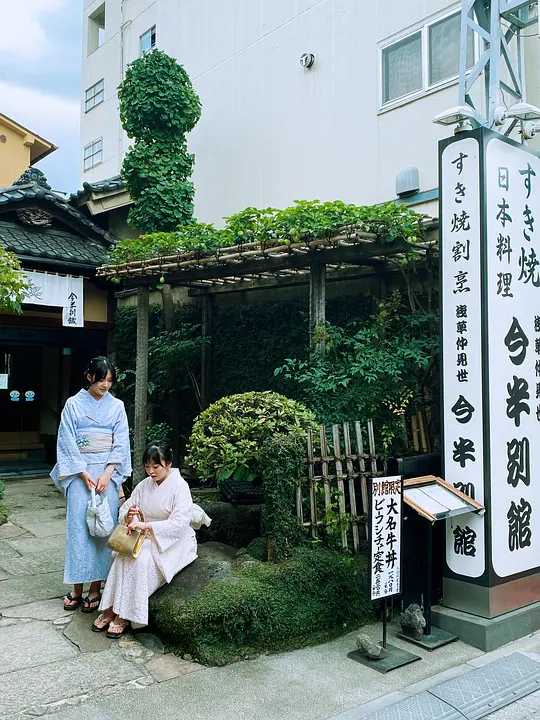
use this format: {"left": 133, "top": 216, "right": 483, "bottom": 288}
{"left": 51, "top": 389, "right": 132, "bottom": 585}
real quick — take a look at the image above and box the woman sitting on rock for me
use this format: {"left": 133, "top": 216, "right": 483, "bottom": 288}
{"left": 93, "top": 442, "right": 198, "bottom": 638}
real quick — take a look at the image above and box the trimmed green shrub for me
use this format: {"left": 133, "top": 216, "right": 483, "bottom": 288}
{"left": 259, "top": 433, "right": 304, "bottom": 561}
{"left": 151, "top": 544, "right": 372, "bottom": 665}
{"left": 186, "top": 391, "right": 317, "bottom": 485}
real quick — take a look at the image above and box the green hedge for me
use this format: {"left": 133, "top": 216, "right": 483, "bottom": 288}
{"left": 151, "top": 545, "right": 372, "bottom": 665}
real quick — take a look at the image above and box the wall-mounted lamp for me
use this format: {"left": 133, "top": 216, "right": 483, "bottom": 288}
{"left": 300, "top": 52, "right": 315, "bottom": 69}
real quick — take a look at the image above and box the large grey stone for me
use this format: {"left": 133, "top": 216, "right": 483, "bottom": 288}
{"left": 0, "top": 571, "right": 65, "bottom": 609}
{"left": 2, "top": 598, "right": 65, "bottom": 621}
{"left": 0, "top": 540, "right": 21, "bottom": 560}
{"left": 0, "top": 647, "right": 146, "bottom": 718}
{"left": 63, "top": 611, "right": 113, "bottom": 653}
{"left": 195, "top": 501, "right": 261, "bottom": 548}
{"left": 0, "top": 620, "right": 77, "bottom": 675}
{"left": 150, "top": 541, "right": 236, "bottom": 614}
{"left": 7, "top": 510, "right": 66, "bottom": 538}
{"left": 0, "top": 548, "right": 64, "bottom": 576}
{"left": 0, "top": 521, "right": 28, "bottom": 540}
{"left": 146, "top": 653, "right": 202, "bottom": 682}
{"left": 7, "top": 534, "right": 65, "bottom": 555}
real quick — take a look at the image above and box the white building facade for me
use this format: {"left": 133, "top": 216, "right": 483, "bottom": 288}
{"left": 81, "top": 0, "right": 540, "bottom": 225}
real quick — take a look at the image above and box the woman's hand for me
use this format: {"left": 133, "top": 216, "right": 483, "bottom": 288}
{"left": 79, "top": 471, "right": 95, "bottom": 492}
{"left": 95, "top": 466, "right": 114, "bottom": 493}
{"left": 126, "top": 505, "right": 141, "bottom": 521}
{"left": 127, "top": 518, "right": 146, "bottom": 535}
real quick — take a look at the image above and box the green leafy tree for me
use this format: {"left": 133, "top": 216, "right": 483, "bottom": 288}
{"left": 118, "top": 49, "right": 202, "bottom": 232}
{"left": 0, "top": 246, "right": 28, "bottom": 313}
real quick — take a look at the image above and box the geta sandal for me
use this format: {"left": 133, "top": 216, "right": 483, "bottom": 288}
{"left": 92, "top": 612, "right": 114, "bottom": 632}
{"left": 80, "top": 594, "right": 102, "bottom": 614}
{"left": 63, "top": 592, "right": 83, "bottom": 611}
{"left": 106, "top": 619, "right": 131, "bottom": 639}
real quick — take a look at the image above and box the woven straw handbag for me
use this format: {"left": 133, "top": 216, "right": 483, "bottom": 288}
{"left": 107, "top": 508, "right": 147, "bottom": 559}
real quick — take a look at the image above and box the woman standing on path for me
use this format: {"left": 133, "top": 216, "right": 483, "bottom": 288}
{"left": 51, "top": 356, "right": 132, "bottom": 613}
{"left": 93, "top": 442, "right": 197, "bottom": 637}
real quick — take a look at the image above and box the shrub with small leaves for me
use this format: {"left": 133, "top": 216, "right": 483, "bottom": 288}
{"left": 0, "top": 246, "right": 28, "bottom": 313}
{"left": 186, "top": 391, "right": 317, "bottom": 486}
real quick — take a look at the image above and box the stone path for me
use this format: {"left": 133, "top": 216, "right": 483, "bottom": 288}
{"left": 0, "top": 477, "right": 203, "bottom": 720}
{"left": 1, "top": 476, "right": 539, "bottom": 720}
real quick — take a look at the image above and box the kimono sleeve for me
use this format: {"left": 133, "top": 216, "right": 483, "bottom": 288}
{"left": 149, "top": 479, "right": 194, "bottom": 553}
{"left": 107, "top": 400, "right": 132, "bottom": 485}
{"left": 52, "top": 398, "right": 87, "bottom": 481}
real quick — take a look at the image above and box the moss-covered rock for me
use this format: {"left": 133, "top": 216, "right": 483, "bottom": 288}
{"left": 150, "top": 544, "right": 372, "bottom": 666}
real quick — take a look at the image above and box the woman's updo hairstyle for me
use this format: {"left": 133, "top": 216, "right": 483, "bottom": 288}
{"left": 83, "top": 356, "right": 117, "bottom": 388}
{"left": 142, "top": 442, "right": 173, "bottom": 468}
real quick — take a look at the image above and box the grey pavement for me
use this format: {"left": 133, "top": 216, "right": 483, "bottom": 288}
{"left": 1, "top": 476, "right": 539, "bottom": 720}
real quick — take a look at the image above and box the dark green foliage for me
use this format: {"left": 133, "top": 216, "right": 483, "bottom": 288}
{"left": 151, "top": 545, "right": 372, "bottom": 665}
{"left": 119, "top": 50, "right": 201, "bottom": 140}
{"left": 118, "top": 49, "right": 201, "bottom": 233}
{"left": 186, "top": 391, "right": 317, "bottom": 485}
{"left": 107, "top": 199, "right": 423, "bottom": 263}
{"left": 0, "top": 480, "right": 7, "bottom": 525}
{"left": 259, "top": 433, "right": 304, "bottom": 561}
{"left": 276, "top": 292, "right": 438, "bottom": 451}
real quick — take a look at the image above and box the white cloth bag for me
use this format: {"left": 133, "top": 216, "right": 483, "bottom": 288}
{"left": 86, "top": 488, "right": 115, "bottom": 537}
{"left": 190, "top": 503, "right": 212, "bottom": 530}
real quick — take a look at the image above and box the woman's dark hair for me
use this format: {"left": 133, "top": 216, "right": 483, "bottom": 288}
{"left": 83, "top": 356, "right": 117, "bottom": 388}
{"left": 142, "top": 442, "right": 173, "bottom": 467}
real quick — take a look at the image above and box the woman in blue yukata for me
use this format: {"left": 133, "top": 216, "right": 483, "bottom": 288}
{"left": 50, "top": 356, "right": 132, "bottom": 613}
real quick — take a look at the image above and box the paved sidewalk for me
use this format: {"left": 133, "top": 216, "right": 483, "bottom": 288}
{"left": 0, "top": 476, "right": 539, "bottom": 720}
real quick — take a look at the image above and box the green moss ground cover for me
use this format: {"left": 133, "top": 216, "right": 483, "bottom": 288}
{"left": 0, "top": 480, "right": 7, "bottom": 525}
{"left": 150, "top": 544, "right": 372, "bottom": 666}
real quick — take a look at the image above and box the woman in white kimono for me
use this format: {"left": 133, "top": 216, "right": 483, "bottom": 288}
{"left": 51, "top": 357, "right": 132, "bottom": 613}
{"left": 93, "top": 442, "right": 197, "bottom": 637}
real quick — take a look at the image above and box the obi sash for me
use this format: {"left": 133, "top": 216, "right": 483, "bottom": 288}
{"left": 76, "top": 432, "right": 113, "bottom": 454}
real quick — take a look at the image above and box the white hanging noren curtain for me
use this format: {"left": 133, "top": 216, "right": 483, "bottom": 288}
{"left": 23, "top": 271, "right": 84, "bottom": 328}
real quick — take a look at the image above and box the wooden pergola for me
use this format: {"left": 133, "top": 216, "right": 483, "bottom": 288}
{"left": 97, "top": 228, "right": 429, "bottom": 481}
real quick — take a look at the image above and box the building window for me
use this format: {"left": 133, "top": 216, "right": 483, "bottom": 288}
{"left": 381, "top": 11, "right": 476, "bottom": 107}
{"left": 382, "top": 32, "right": 422, "bottom": 104}
{"left": 88, "top": 3, "right": 105, "bottom": 55}
{"left": 140, "top": 25, "right": 156, "bottom": 56}
{"left": 429, "top": 13, "right": 474, "bottom": 86}
{"left": 83, "top": 138, "right": 103, "bottom": 171}
{"left": 85, "top": 79, "right": 104, "bottom": 113}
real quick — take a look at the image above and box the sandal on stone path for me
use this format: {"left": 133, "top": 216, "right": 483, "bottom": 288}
{"left": 63, "top": 592, "right": 83, "bottom": 611}
{"left": 80, "top": 594, "right": 102, "bottom": 614}
{"left": 92, "top": 612, "right": 114, "bottom": 633}
{"left": 106, "top": 619, "right": 131, "bottom": 639}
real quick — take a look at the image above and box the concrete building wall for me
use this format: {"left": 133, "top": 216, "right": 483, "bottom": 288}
{"left": 80, "top": 0, "right": 540, "bottom": 225}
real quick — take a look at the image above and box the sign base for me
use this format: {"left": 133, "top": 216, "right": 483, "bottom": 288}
{"left": 396, "top": 627, "right": 458, "bottom": 651}
{"left": 347, "top": 643, "right": 421, "bottom": 674}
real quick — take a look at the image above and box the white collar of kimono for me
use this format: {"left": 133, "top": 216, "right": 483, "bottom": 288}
{"left": 82, "top": 388, "right": 111, "bottom": 403}
{"left": 150, "top": 467, "right": 180, "bottom": 486}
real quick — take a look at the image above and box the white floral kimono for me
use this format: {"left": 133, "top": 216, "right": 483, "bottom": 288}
{"left": 99, "top": 468, "right": 197, "bottom": 626}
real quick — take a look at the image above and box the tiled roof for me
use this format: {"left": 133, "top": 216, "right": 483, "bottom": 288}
{"left": 0, "top": 220, "right": 109, "bottom": 267}
{"left": 70, "top": 175, "right": 126, "bottom": 205}
{"left": 0, "top": 183, "right": 114, "bottom": 245}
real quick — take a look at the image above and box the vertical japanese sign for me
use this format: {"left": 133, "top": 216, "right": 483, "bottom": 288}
{"left": 370, "top": 476, "right": 402, "bottom": 601}
{"left": 441, "top": 137, "right": 486, "bottom": 578}
{"left": 486, "top": 137, "right": 540, "bottom": 578}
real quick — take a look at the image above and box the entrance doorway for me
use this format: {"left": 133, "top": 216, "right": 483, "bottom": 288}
{"left": 0, "top": 347, "right": 43, "bottom": 460}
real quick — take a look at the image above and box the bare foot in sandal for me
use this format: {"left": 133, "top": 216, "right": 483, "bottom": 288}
{"left": 106, "top": 617, "right": 130, "bottom": 639}
{"left": 92, "top": 609, "right": 115, "bottom": 632}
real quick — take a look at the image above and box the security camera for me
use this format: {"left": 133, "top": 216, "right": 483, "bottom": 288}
{"left": 300, "top": 52, "right": 315, "bottom": 69}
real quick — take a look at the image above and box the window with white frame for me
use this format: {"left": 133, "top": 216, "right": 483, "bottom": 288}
{"left": 381, "top": 11, "right": 475, "bottom": 106}
{"left": 84, "top": 79, "right": 104, "bottom": 113}
{"left": 382, "top": 32, "right": 422, "bottom": 105}
{"left": 429, "top": 13, "right": 474, "bottom": 86}
{"left": 140, "top": 25, "right": 156, "bottom": 56}
{"left": 83, "top": 138, "right": 103, "bottom": 171}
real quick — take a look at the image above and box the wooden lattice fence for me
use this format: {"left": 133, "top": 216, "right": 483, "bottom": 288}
{"left": 298, "top": 420, "right": 386, "bottom": 553}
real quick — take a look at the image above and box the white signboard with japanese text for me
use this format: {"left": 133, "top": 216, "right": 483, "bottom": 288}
{"left": 486, "top": 137, "right": 540, "bottom": 578}
{"left": 370, "top": 476, "right": 402, "bottom": 601}
{"left": 441, "top": 137, "right": 486, "bottom": 578}
{"left": 23, "top": 271, "right": 84, "bottom": 328}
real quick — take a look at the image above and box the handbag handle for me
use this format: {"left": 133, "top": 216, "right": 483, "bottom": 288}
{"left": 90, "top": 487, "right": 97, "bottom": 509}
{"left": 124, "top": 506, "right": 145, "bottom": 525}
